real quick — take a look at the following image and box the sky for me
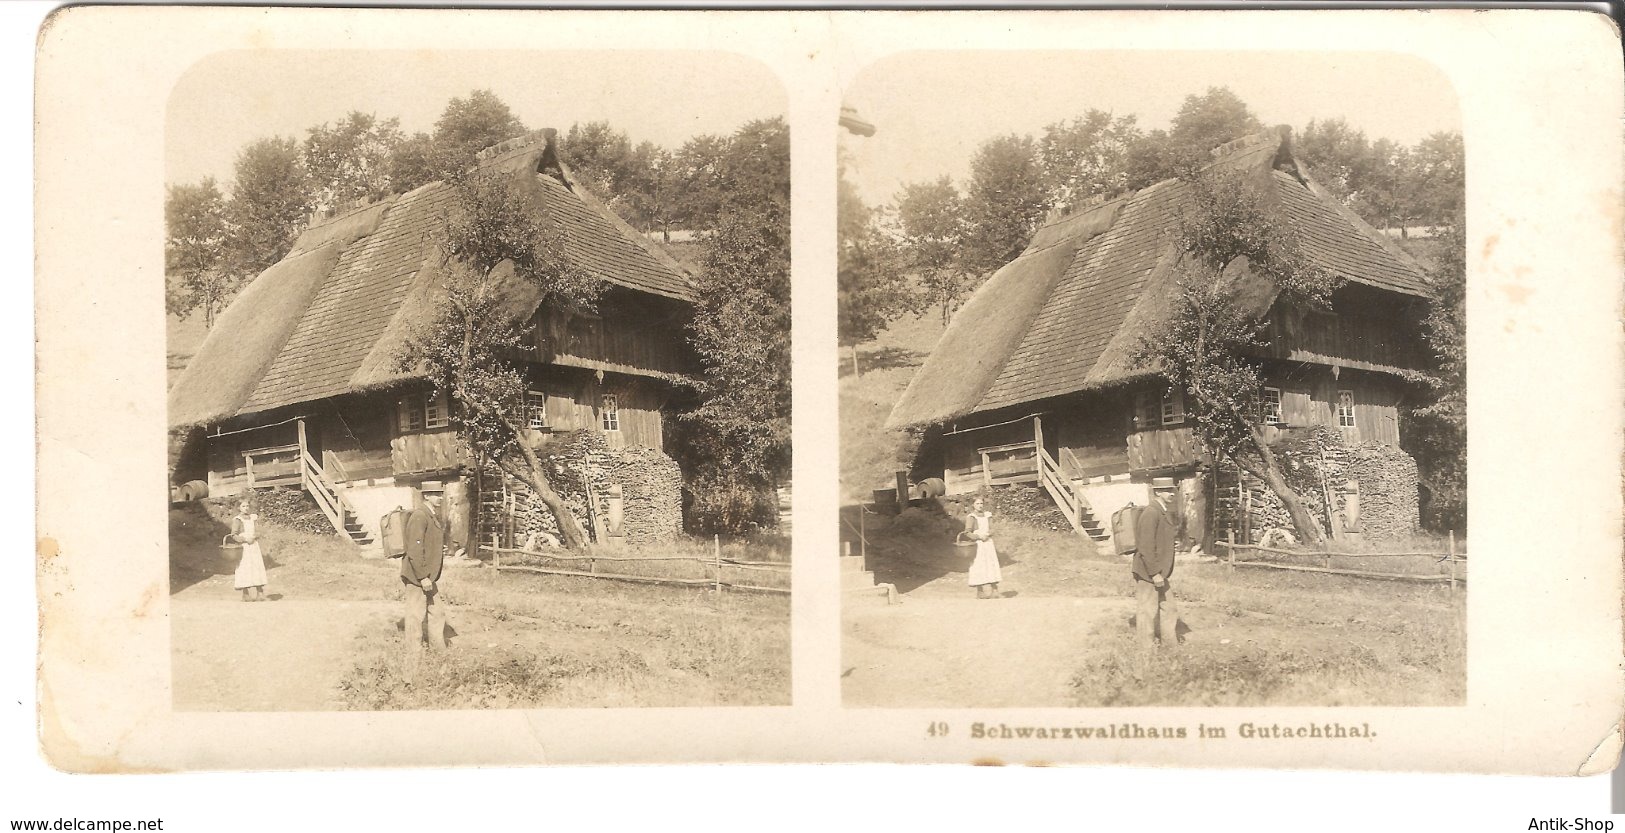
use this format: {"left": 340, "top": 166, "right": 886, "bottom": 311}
{"left": 841, "top": 51, "right": 1461, "bottom": 206}
{"left": 166, "top": 49, "right": 786, "bottom": 187}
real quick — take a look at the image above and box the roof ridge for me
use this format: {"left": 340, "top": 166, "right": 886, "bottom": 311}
{"left": 474, "top": 128, "right": 557, "bottom": 163}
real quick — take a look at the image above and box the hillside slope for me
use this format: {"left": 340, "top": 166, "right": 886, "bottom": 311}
{"left": 840, "top": 312, "right": 945, "bottom": 502}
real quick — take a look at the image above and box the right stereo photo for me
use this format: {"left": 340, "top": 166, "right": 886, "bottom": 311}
{"left": 837, "top": 51, "right": 1465, "bottom": 709}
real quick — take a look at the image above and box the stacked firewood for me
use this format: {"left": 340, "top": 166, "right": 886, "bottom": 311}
{"left": 1222, "top": 426, "right": 1419, "bottom": 542}
{"left": 487, "top": 430, "right": 684, "bottom": 547}
{"left": 1343, "top": 442, "right": 1421, "bottom": 539}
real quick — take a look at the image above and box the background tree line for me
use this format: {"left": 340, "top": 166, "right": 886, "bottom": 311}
{"left": 839, "top": 87, "right": 1464, "bottom": 345}
{"left": 167, "top": 90, "right": 790, "bottom": 535}
{"left": 837, "top": 85, "right": 1466, "bottom": 532}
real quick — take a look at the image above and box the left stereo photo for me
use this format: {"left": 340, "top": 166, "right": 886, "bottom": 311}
{"left": 163, "top": 49, "right": 791, "bottom": 710}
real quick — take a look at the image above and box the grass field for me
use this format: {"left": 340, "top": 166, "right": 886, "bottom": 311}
{"left": 170, "top": 502, "right": 790, "bottom": 710}
{"left": 844, "top": 500, "right": 1465, "bottom": 708}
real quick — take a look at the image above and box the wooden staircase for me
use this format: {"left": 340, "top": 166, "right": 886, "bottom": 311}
{"left": 299, "top": 445, "right": 376, "bottom": 551}
{"left": 841, "top": 553, "right": 897, "bottom": 604}
{"left": 1038, "top": 444, "right": 1111, "bottom": 544}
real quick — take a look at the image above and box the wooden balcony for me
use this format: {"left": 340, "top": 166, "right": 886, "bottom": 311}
{"left": 1127, "top": 426, "right": 1199, "bottom": 473}
{"left": 391, "top": 429, "right": 463, "bottom": 477}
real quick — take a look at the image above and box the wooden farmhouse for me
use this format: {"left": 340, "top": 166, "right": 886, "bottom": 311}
{"left": 887, "top": 127, "right": 1434, "bottom": 546}
{"left": 169, "top": 130, "right": 698, "bottom": 552}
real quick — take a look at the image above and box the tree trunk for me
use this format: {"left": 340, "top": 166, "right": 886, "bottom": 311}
{"left": 851, "top": 344, "right": 861, "bottom": 378}
{"left": 1237, "top": 427, "right": 1325, "bottom": 545}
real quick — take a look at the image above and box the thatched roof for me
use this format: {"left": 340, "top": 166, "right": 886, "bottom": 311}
{"left": 168, "top": 130, "right": 695, "bottom": 429}
{"left": 887, "top": 127, "right": 1431, "bottom": 429}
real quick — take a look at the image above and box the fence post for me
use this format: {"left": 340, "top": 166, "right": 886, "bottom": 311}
{"left": 1227, "top": 530, "right": 1235, "bottom": 574}
{"left": 491, "top": 536, "right": 500, "bottom": 572}
{"left": 1447, "top": 530, "right": 1457, "bottom": 593}
{"left": 714, "top": 534, "right": 723, "bottom": 595}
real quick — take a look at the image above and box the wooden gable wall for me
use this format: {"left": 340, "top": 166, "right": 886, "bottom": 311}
{"left": 1257, "top": 285, "right": 1428, "bottom": 376}
{"left": 531, "top": 289, "right": 695, "bottom": 380}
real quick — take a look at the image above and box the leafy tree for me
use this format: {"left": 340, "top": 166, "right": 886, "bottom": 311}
{"left": 618, "top": 140, "right": 676, "bottom": 238}
{"left": 387, "top": 131, "right": 443, "bottom": 194}
{"left": 1038, "top": 110, "right": 1142, "bottom": 211}
{"left": 1121, "top": 128, "right": 1182, "bottom": 191}
{"left": 837, "top": 171, "right": 912, "bottom": 375}
{"left": 684, "top": 118, "right": 791, "bottom": 533}
{"left": 895, "top": 177, "right": 973, "bottom": 325}
{"left": 403, "top": 168, "right": 604, "bottom": 549}
{"left": 561, "top": 123, "right": 679, "bottom": 237}
{"left": 1134, "top": 168, "right": 1341, "bottom": 544}
{"left": 1123, "top": 87, "right": 1265, "bottom": 189}
{"left": 563, "top": 121, "right": 636, "bottom": 193}
{"left": 1401, "top": 215, "right": 1466, "bottom": 532}
{"left": 387, "top": 90, "right": 528, "bottom": 192}
{"left": 433, "top": 89, "right": 527, "bottom": 165}
{"left": 303, "top": 111, "right": 404, "bottom": 210}
{"left": 1357, "top": 138, "right": 1418, "bottom": 233}
{"left": 668, "top": 133, "right": 730, "bottom": 231}
{"left": 223, "top": 136, "right": 313, "bottom": 280}
{"left": 961, "top": 133, "right": 1049, "bottom": 278}
{"left": 1170, "top": 87, "right": 1262, "bottom": 151}
{"left": 1409, "top": 131, "right": 1465, "bottom": 228}
{"left": 1297, "top": 118, "right": 1373, "bottom": 204}
{"left": 164, "top": 178, "right": 233, "bottom": 327}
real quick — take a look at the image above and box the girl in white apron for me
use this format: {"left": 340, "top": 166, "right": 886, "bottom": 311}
{"left": 230, "top": 500, "right": 268, "bottom": 602}
{"left": 963, "top": 497, "right": 1002, "bottom": 599}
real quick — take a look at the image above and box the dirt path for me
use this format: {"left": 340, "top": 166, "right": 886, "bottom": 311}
{"left": 843, "top": 594, "right": 1136, "bottom": 708}
{"left": 172, "top": 597, "right": 398, "bottom": 711}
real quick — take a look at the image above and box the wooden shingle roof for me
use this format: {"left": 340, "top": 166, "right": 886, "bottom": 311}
{"left": 169, "top": 130, "right": 694, "bottom": 427}
{"left": 887, "top": 127, "right": 1432, "bottom": 429}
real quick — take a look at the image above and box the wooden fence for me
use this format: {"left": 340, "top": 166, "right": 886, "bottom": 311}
{"left": 481, "top": 536, "right": 790, "bottom": 595}
{"left": 1215, "top": 531, "right": 1465, "bottom": 591}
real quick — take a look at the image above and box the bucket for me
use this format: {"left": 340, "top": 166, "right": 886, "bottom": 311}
{"left": 220, "top": 535, "right": 242, "bottom": 568}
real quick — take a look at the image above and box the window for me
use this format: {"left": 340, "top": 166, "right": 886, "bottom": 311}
{"left": 1261, "top": 387, "right": 1283, "bottom": 425}
{"left": 1337, "top": 390, "right": 1356, "bottom": 428}
{"left": 1160, "top": 387, "right": 1185, "bottom": 426}
{"left": 400, "top": 391, "right": 450, "bottom": 433}
{"left": 600, "top": 394, "right": 620, "bottom": 432}
{"left": 424, "top": 391, "right": 449, "bottom": 429}
{"left": 1133, "top": 392, "right": 1157, "bottom": 430}
{"left": 524, "top": 389, "right": 548, "bottom": 430}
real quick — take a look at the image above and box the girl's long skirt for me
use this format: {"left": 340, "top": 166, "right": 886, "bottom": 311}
{"left": 234, "top": 541, "right": 268, "bottom": 590}
{"left": 967, "top": 539, "right": 1002, "bottom": 587}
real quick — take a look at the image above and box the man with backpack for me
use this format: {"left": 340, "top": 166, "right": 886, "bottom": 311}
{"left": 401, "top": 492, "right": 449, "bottom": 681}
{"left": 1131, "top": 491, "right": 1181, "bottom": 657}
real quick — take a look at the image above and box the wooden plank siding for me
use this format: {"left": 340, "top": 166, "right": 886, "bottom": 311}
{"left": 531, "top": 292, "right": 695, "bottom": 380}
{"left": 1127, "top": 426, "right": 1198, "bottom": 472}
{"left": 392, "top": 429, "right": 462, "bottom": 477}
{"left": 518, "top": 367, "right": 667, "bottom": 452}
{"left": 1257, "top": 289, "right": 1428, "bottom": 376}
{"left": 1259, "top": 368, "right": 1402, "bottom": 447}
{"left": 314, "top": 394, "right": 396, "bottom": 482}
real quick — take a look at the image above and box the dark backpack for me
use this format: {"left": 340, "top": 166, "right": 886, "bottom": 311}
{"left": 1111, "top": 503, "right": 1143, "bottom": 556}
{"left": 380, "top": 507, "right": 409, "bottom": 558}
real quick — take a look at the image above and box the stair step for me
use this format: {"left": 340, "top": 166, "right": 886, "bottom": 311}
{"left": 841, "top": 570, "right": 877, "bottom": 590}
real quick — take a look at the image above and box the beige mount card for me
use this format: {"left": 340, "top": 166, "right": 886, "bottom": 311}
{"left": 33, "top": 6, "right": 1624, "bottom": 773}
